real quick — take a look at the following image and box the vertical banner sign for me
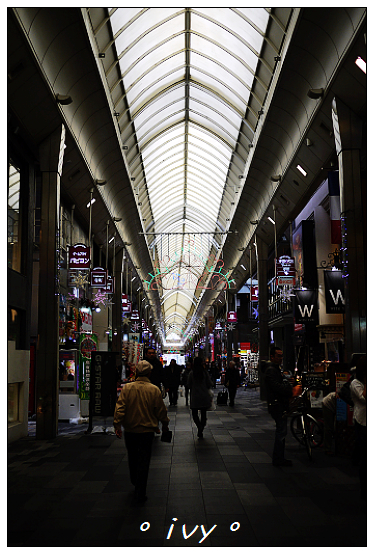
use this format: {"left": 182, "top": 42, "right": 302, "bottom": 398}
{"left": 294, "top": 290, "right": 318, "bottom": 324}
{"left": 68, "top": 244, "right": 91, "bottom": 269}
{"left": 324, "top": 270, "right": 345, "bottom": 313}
{"left": 250, "top": 286, "right": 259, "bottom": 301}
{"left": 78, "top": 333, "right": 98, "bottom": 400}
{"left": 89, "top": 352, "right": 119, "bottom": 419}
{"left": 122, "top": 294, "right": 132, "bottom": 313}
{"left": 328, "top": 170, "right": 341, "bottom": 244}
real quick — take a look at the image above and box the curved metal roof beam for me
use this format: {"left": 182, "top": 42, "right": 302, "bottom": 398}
{"left": 141, "top": 139, "right": 229, "bottom": 179}
{"left": 192, "top": 8, "right": 263, "bottom": 60}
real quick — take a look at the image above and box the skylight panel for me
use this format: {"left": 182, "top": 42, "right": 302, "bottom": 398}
{"left": 236, "top": 8, "right": 270, "bottom": 33}
{"left": 186, "top": 163, "right": 225, "bottom": 191}
{"left": 109, "top": 8, "right": 144, "bottom": 36}
{"left": 121, "top": 34, "right": 185, "bottom": 87}
{"left": 190, "top": 67, "right": 247, "bottom": 115}
{"left": 188, "top": 143, "right": 229, "bottom": 172}
{"left": 133, "top": 85, "right": 184, "bottom": 129}
{"left": 143, "top": 140, "right": 184, "bottom": 169}
{"left": 190, "top": 50, "right": 250, "bottom": 96}
{"left": 192, "top": 11, "right": 259, "bottom": 71}
{"left": 142, "top": 124, "right": 184, "bottom": 157}
{"left": 138, "top": 113, "right": 184, "bottom": 148}
{"left": 145, "top": 146, "right": 184, "bottom": 177}
{"left": 112, "top": 8, "right": 181, "bottom": 55}
{"left": 190, "top": 113, "right": 236, "bottom": 149}
{"left": 189, "top": 123, "right": 232, "bottom": 158}
{"left": 127, "top": 65, "right": 185, "bottom": 110}
{"left": 189, "top": 92, "right": 242, "bottom": 131}
{"left": 197, "top": 8, "right": 265, "bottom": 53}
{"left": 190, "top": 34, "right": 255, "bottom": 90}
{"left": 120, "top": 14, "right": 184, "bottom": 72}
{"left": 148, "top": 159, "right": 184, "bottom": 182}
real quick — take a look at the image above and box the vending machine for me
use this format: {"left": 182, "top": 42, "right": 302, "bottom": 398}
{"left": 58, "top": 349, "right": 80, "bottom": 420}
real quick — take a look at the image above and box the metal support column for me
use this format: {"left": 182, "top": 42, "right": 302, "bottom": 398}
{"left": 256, "top": 235, "right": 269, "bottom": 400}
{"left": 332, "top": 97, "right": 366, "bottom": 359}
{"left": 112, "top": 246, "right": 124, "bottom": 369}
{"left": 35, "top": 125, "right": 65, "bottom": 439}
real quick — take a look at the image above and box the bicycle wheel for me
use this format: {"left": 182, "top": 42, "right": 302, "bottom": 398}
{"left": 290, "top": 414, "right": 304, "bottom": 445}
{"left": 307, "top": 416, "right": 323, "bottom": 448}
{"left": 290, "top": 414, "right": 323, "bottom": 448}
{"left": 303, "top": 416, "right": 313, "bottom": 460}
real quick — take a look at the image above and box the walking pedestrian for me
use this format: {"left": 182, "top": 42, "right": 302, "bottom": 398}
{"left": 113, "top": 360, "right": 170, "bottom": 504}
{"left": 144, "top": 347, "right": 165, "bottom": 391}
{"left": 181, "top": 361, "right": 192, "bottom": 405}
{"left": 225, "top": 360, "right": 241, "bottom": 406}
{"left": 264, "top": 346, "right": 294, "bottom": 466}
{"left": 187, "top": 357, "right": 213, "bottom": 439}
{"left": 165, "top": 358, "right": 181, "bottom": 406}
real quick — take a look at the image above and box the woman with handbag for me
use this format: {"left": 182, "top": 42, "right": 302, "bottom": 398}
{"left": 187, "top": 357, "right": 213, "bottom": 439}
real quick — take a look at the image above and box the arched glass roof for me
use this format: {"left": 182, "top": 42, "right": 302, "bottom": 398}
{"left": 100, "top": 7, "right": 274, "bottom": 344}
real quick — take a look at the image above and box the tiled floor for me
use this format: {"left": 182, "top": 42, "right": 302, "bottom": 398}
{"left": 8, "top": 387, "right": 367, "bottom": 547}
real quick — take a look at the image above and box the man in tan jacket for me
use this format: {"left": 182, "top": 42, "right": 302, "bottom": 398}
{"left": 114, "top": 360, "right": 170, "bottom": 504}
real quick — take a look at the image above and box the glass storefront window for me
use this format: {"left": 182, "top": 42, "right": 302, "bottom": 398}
{"left": 8, "top": 162, "right": 22, "bottom": 272}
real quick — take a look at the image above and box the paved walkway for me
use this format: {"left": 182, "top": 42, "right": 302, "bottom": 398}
{"left": 8, "top": 387, "right": 367, "bottom": 547}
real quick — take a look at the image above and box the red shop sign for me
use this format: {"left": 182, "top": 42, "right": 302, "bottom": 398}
{"left": 227, "top": 311, "right": 237, "bottom": 323}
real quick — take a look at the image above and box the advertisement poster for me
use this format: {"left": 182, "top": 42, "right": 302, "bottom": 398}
{"left": 309, "top": 389, "right": 323, "bottom": 408}
{"left": 79, "top": 307, "right": 93, "bottom": 333}
{"left": 78, "top": 333, "right": 98, "bottom": 400}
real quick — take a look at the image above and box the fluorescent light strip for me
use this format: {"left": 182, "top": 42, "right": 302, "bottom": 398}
{"left": 355, "top": 56, "right": 366, "bottom": 74}
{"left": 86, "top": 198, "right": 96, "bottom": 208}
{"left": 296, "top": 164, "right": 307, "bottom": 177}
{"left": 267, "top": 216, "right": 275, "bottom": 225}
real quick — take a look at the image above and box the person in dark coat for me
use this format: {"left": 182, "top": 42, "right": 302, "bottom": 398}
{"left": 210, "top": 361, "right": 219, "bottom": 388}
{"left": 187, "top": 357, "right": 213, "bottom": 438}
{"left": 144, "top": 347, "right": 165, "bottom": 391}
{"left": 181, "top": 361, "right": 192, "bottom": 405}
{"left": 264, "top": 346, "right": 294, "bottom": 466}
{"left": 165, "top": 359, "right": 181, "bottom": 406}
{"left": 225, "top": 360, "right": 241, "bottom": 406}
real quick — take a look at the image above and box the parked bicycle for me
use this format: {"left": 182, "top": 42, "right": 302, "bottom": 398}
{"left": 288, "top": 386, "right": 323, "bottom": 460}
